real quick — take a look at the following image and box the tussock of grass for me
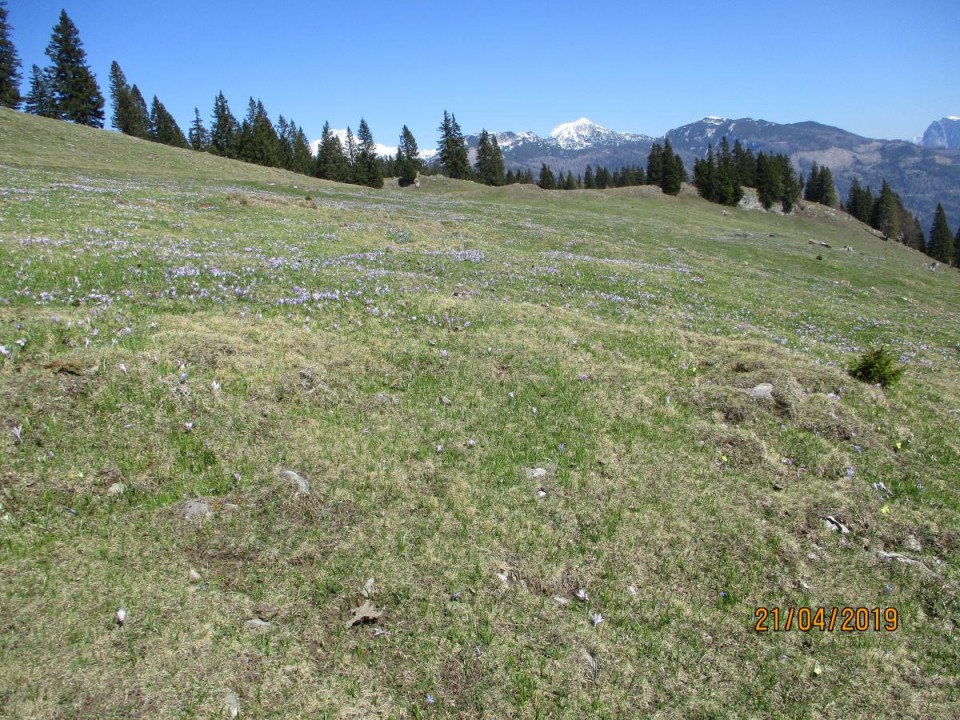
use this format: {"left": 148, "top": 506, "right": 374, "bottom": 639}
{"left": 1, "top": 108, "right": 959, "bottom": 717}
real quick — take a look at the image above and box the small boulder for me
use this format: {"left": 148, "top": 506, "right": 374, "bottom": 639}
{"left": 181, "top": 500, "right": 214, "bottom": 523}
{"left": 277, "top": 469, "right": 310, "bottom": 496}
{"left": 749, "top": 383, "right": 774, "bottom": 401}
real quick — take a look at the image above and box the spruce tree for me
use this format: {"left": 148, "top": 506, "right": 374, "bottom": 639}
{"left": 646, "top": 143, "right": 664, "bottom": 186}
{"left": 353, "top": 118, "right": 383, "bottom": 188}
{"left": 693, "top": 144, "right": 717, "bottom": 201}
{"left": 871, "top": 180, "right": 900, "bottom": 240}
{"left": 583, "top": 164, "right": 595, "bottom": 189}
{"left": 437, "top": 110, "right": 470, "bottom": 180}
{"left": 902, "top": 212, "right": 925, "bottom": 252}
{"left": 845, "top": 178, "right": 874, "bottom": 224}
{"left": 928, "top": 203, "right": 953, "bottom": 264}
{"left": 127, "top": 84, "right": 150, "bottom": 138}
{"left": 954, "top": 226, "right": 960, "bottom": 268}
{"left": 660, "top": 139, "right": 682, "bottom": 196}
{"left": 108, "top": 61, "right": 147, "bottom": 137}
{"left": 474, "top": 129, "right": 505, "bottom": 186}
{"left": 108, "top": 61, "right": 130, "bottom": 132}
{"left": 774, "top": 155, "right": 801, "bottom": 212}
{"left": 0, "top": 0, "right": 22, "bottom": 108}
{"left": 237, "top": 98, "right": 279, "bottom": 167}
{"left": 564, "top": 170, "right": 577, "bottom": 190}
{"left": 505, "top": 169, "right": 516, "bottom": 185}
{"left": 188, "top": 108, "right": 209, "bottom": 151}
{"left": 595, "top": 166, "right": 611, "bottom": 189}
{"left": 397, "top": 125, "right": 421, "bottom": 185}
{"left": 732, "top": 140, "right": 756, "bottom": 187}
{"left": 45, "top": 10, "right": 105, "bottom": 126}
{"left": 149, "top": 96, "right": 188, "bottom": 148}
{"left": 290, "top": 125, "right": 313, "bottom": 176}
{"left": 755, "top": 152, "right": 780, "bottom": 210}
{"left": 315, "top": 121, "right": 349, "bottom": 182}
{"left": 538, "top": 163, "right": 556, "bottom": 189}
{"left": 209, "top": 92, "right": 238, "bottom": 157}
{"left": 23, "top": 64, "right": 56, "bottom": 117}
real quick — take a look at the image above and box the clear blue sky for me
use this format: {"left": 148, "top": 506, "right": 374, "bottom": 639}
{"left": 8, "top": 0, "right": 959, "bottom": 147}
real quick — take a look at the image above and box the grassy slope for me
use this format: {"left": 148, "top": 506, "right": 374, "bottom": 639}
{"left": 1, "top": 107, "right": 959, "bottom": 718}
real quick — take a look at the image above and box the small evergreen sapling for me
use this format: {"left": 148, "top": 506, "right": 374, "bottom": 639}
{"left": 849, "top": 347, "right": 905, "bottom": 388}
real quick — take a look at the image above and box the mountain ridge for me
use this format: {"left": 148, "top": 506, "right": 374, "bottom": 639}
{"left": 463, "top": 116, "right": 960, "bottom": 230}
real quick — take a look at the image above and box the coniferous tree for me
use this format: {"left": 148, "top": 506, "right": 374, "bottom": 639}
{"left": 315, "top": 121, "right": 349, "bottom": 181}
{"left": 595, "top": 166, "right": 611, "bottom": 189}
{"left": 732, "top": 140, "right": 756, "bottom": 187}
{"left": 845, "top": 178, "right": 874, "bottom": 223}
{"left": 44, "top": 10, "right": 105, "bottom": 126}
{"left": 237, "top": 98, "right": 280, "bottom": 167}
{"left": 583, "top": 164, "right": 595, "bottom": 189}
{"left": 188, "top": 107, "right": 209, "bottom": 151}
{"left": 353, "top": 117, "right": 383, "bottom": 188}
{"left": 774, "top": 155, "right": 801, "bottom": 212}
{"left": 693, "top": 144, "right": 717, "bottom": 201}
{"left": 871, "top": 180, "right": 901, "bottom": 240}
{"left": 108, "top": 61, "right": 130, "bottom": 132}
{"left": 23, "top": 64, "right": 56, "bottom": 117}
{"left": 954, "top": 226, "right": 960, "bottom": 268}
{"left": 107, "top": 61, "right": 147, "bottom": 138}
{"left": 804, "top": 163, "right": 839, "bottom": 207}
{"left": 209, "top": 91, "right": 238, "bottom": 157}
{"left": 127, "top": 84, "right": 150, "bottom": 138}
{"left": 646, "top": 143, "right": 664, "bottom": 186}
{"left": 474, "top": 129, "right": 505, "bottom": 186}
{"left": 660, "top": 138, "right": 682, "bottom": 196}
{"left": 755, "top": 152, "right": 780, "bottom": 210}
{"left": 396, "top": 125, "right": 421, "bottom": 186}
{"left": 505, "top": 168, "right": 516, "bottom": 185}
{"left": 564, "top": 170, "right": 577, "bottom": 190}
{"left": 538, "top": 163, "right": 556, "bottom": 189}
{"left": 437, "top": 110, "right": 470, "bottom": 179}
{"left": 0, "top": 0, "right": 22, "bottom": 108}
{"left": 290, "top": 124, "right": 313, "bottom": 175}
{"left": 274, "top": 115, "right": 294, "bottom": 170}
{"left": 901, "top": 212, "right": 925, "bottom": 252}
{"left": 149, "top": 95, "right": 188, "bottom": 148}
{"left": 928, "top": 203, "right": 953, "bottom": 264}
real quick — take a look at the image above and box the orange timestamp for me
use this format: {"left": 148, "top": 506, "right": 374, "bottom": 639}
{"left": 754, "top": 606, "right": 899, "bottom": 633}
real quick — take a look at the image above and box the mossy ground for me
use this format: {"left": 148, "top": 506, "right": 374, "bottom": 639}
{"left": 1, "top": 108, "right": 959, "bottom": 718}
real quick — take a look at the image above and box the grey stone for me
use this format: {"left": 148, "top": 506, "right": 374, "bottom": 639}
{"left": 244, "top": 618, "right": 274, "bottom": 632}
{"left": 749, "top": 383, "right": 774, "bottom": 401}
{"left": 182, "top": 500, "right": 214, "bottom": 522}
{"left": 277, "top": 469, "right": 310, "bottom": 495}
{"left": 526, "top": 467, "right": 548, "bottom": 480}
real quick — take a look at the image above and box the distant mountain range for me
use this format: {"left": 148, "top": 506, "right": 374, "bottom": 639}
{"left": 463, "top": 116, "right": 960, "bottom": 231}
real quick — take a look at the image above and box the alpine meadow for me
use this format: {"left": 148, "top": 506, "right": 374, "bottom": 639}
{"left": 2, "top": 3, "right": 960, "bottom": 717}
{"left": 2, "top": 104, "right": 959, "bottom": 718}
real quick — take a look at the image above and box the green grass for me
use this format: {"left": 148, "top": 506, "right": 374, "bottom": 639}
{"left": 1, "top": 107, "right": 959, "bottom": 718}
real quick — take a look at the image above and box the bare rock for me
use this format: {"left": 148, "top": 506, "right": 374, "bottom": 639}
{"left": 277, "top": 469, "right": 310, "bottom": 496}
{"left": 181, "top": 500, "right": 214, "bottom": 523}
{"left": 749, "top": 383, "right": 774, "bottom": 401}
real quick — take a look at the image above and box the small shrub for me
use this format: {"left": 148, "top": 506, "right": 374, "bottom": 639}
{"left": 849, "top": 346, "right": 904, "bottom": 388}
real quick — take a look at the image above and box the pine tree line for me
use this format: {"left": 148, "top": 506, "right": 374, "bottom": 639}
{"left": 693, "top": 137, "right": 802, "bottom": 211}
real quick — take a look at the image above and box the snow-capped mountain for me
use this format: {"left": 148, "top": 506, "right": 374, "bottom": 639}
{"left": 461, "top": 116, "right": 960, "bottom": 232}
{"left": 920, "top": 117, "right": 960, "bottom": 150}
{"left": 548, "top": 117, "right": 650, "bottom": 150}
